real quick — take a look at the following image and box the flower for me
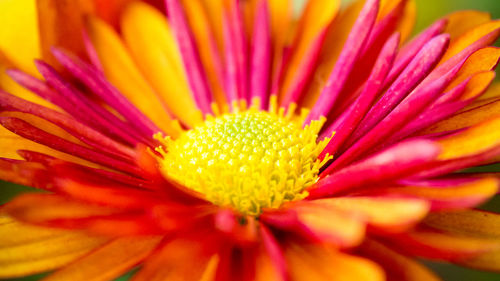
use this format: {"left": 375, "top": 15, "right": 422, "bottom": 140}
{"left": 1, "top": 0, "right": 500, "bottom": 280}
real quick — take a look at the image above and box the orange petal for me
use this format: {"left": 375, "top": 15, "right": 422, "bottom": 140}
{"left": 37, "top": 0, "right": 94, "bottom": 67}
{"left": 373, "top": 178, "right": 498, "bottom": 210}
{"left": 131, "top": 238, "right": 218, "bottom": 281}
{"left": 395, "top": 0, "right": 416, "bottom": 43}
{"left": 379, "top": 0, "right": 416, "bottom": 43}
{"left": 0, "top": 0, "right": 40, "bottom": 74}
{"left": 254, "top": 248, "right": 285, "bottom": 281}
{"left": 198, "top": 0, "right": 225, "bottom": 56}
{"left": 278, "top": 0, "right": 340, "bottom": 99}
{"left": 445, "top": 11, "right": 491, "bottom": 42}
{"left": 4, "top": 193, "right": 120, "bottom": 224}
{"left": 423, "top": 71, "right": 496, "bottom": 134}
{"left": 437, "top": 115, "right": 500, "bottom": 160}
{"left": 285, "top": 243, "right": 385, "bottom": 281}
{"left": 268, "top": 0, "right": 292, "bottom": 81}
{"left": 312, "top": 197, "right": 429, "bottom": 232}
{"left": 424, "top": 210, "right": 500, "bottom": 239}
{"left": 44, "top": 236, "right": 162, "bottom": 281}
{"left": 292, "top": 201, "right": 366, "bottom": 248}
{"left": 180, "top": 0, "right": 227, "bottom": 109}
{"left": 85, "top": 15, "right": 182, "bottom": 136}
{"left": 393, "top": 229, "right": 500, "bottom": 260}
{"left": 120, "top": 2, "right": 203, "bottom": 127}
{"left": 360, "top": 239, "right": 442, "bottom": 281}
{"left": 456, "top": 249, "right": 500, "bottom": 272}
{"left": 301, "top": 0, "right": 364, "bottom": 109}
{"left": 478, "top": 81, "right": 500, "bottom": 100}
{"left": 0, "top": 215, "right": 108, "bottom": 278}
{"left": 445, "top": 47, "right": 500, "bottom": 92}
{"left": 441, "top": 20, "right": 500, "bottom": 63}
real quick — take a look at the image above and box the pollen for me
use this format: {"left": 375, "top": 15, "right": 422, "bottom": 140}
{"left": 154, "top": 99, "right": 332, "bottom": 216}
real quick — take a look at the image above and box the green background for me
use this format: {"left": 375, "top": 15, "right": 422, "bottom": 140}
{"left": 2, "top": 0, "right": 500, "bottom": 280}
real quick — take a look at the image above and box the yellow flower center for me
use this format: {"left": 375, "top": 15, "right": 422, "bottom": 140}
{"left": 155, "top": 102, "right": 331, "bottom": 216}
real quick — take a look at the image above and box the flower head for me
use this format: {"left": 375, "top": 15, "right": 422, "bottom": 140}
{"left": 1, "top": 0, "right": 500, "bottom": 280}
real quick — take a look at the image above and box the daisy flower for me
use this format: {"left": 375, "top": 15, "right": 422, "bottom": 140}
{"left": 1, "top": 0, "right": 500, "bottom": 280}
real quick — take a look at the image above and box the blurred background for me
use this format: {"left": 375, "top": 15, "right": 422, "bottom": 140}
{"left": 2, "top": 0, "right": 500, "bottom": 280}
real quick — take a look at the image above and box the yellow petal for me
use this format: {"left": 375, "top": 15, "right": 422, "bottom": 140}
{"left": 0, "top": 0, "right": 40, "bottom": 75}
{"left": 121, "top": 2, "right": 203, "bottom": 128}
{"left": 0, "top": 52, "right": 58, "bottom": 110}
{"left": 85, "top": 16, "right": 182, "bottom": 136}
{"left": 445, "top": 11, "right": 491, "bottom": 42}
{"left": 44, "top": 236, "right": 163, "bottom": 281}
{"left": 0, "top": 216, "right": 108, "bottom": 278}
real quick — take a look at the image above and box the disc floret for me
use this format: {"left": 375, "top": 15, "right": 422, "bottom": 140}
{"left": 155, "top": 101, "right": 331, "bottom": 216}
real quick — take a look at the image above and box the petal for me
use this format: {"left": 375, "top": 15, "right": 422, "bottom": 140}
{"left": 441, "top": 20, "right": 500, "bottom": 63}
{"left": 131, "top": 238, "right": 218, "bottom": 281}
{"left": 0, "top": 52, "right": 58, "bottom": 110}
{"left": 366, "top": 177, "right": 498, "bottom": 210}
{"left": 457, "top": 249, "right": 500, "bottom": 272}
{"left": 445, "top": 47, "right": 500, "bottom": 93}
{"left": 285, "top": 243, "right": 385, "bottom": 281}
{"left": 264, "top": 201, "right": 366, "bottom": 248}
{"left": 424, "top": 210, "right": 500, "bottom": 239}
{"left": 311, "top": 139, "right": 440, "bottom": 198}
{"left": 180, "top": 0, "right": 226, "bottom": 108}
{"left": 121, "top": 1, "right": 203, "bottom": 127}
{"left": 0, "top": 116, "right": 142, "bottom": 175}
{"left": 394, "top": 0, "right": 416, "bottom": 43}
{"left": 44, "top": 236, "right": 162, "bottom": 281}
{"left": 4, "top": 193, "right": 120, "bottom": 224}
{"left": 445, "top": 11, "right": 491, "bottom": 41}
{"left": 423, "top": 72, "right": 497, "bottom": 134}
{"left": 0, "top": 0, "right": 40, "bottom": 74}
{"left": 258, "top": 225, "right": 287, "bottom": 281}
{"left": 360, "top": 239, "right": 442, "bottom": 281}
{"left": 389, "top": 229, "right": 500, "bottom": 260}
{"left": 165, "top": 0, "right": 213, "bottom": 113}
{"left": 301, "top": 0, "right": 365, "bottom": 109}
{"left": 85, "top": 16, "right": 181, "bottom": 133}
{"left": 0, "top": 217, "right": 108, "bottom": 278}
{"left": 279, "top": 0, "right": 340, "bottom": 103}
{"left": 312, "top": 197, "right": 429, "bottom": 232}
{"left": 437, "top": 114, "right": 500, "bottom": 160}
{"left": 307, "top": 0, "right": 379, "bottom": 123}
{"left": 37, "top": 0, "right": 93, "bottom": 67}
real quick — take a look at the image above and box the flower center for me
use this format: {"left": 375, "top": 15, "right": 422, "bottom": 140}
{"left": 155, "top": 105, "right": 330, "bottom": 216}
